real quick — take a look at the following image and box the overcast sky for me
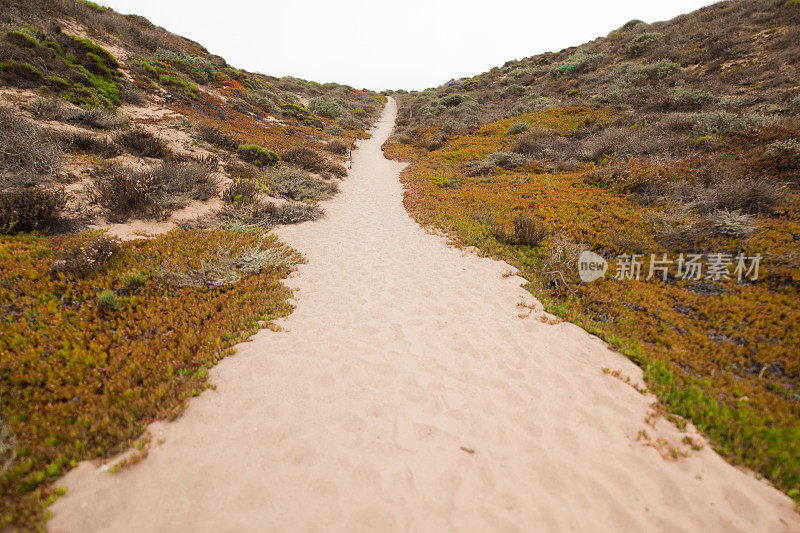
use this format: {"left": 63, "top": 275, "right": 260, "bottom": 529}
{"left": 98, "top": 0, "right": 717, "bottom": 91}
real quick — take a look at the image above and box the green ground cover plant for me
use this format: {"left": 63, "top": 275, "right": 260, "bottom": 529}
{"left": 0, "top": 228, "right": 297, "bottom": 528}
{"left": 0, "top": 27, "right": 124, "bottom": 109}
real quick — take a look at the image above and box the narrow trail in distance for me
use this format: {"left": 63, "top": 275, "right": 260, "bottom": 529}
{"left": 50, "top": 99, "right": 799, "bottom": 532}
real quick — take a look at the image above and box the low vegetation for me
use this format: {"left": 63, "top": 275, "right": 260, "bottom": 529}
{"left": 237, "top": 144, "right": 279, "bottom": 167}
{"left": 260, "top": 167, "right": 338, "bottom": 201}
{"left": 0, "top": 186, "right": 68, "bottom": 234}
{"left": 281, "top": 147, "right": 347, "bottom": 177}
{"left": 88, "top": 161, "right": 218, "bottom": 222}
{"left": 0, "top": 106, "right": 61, "bottom": 187}
{"left": 114, "top": 128, "right": 169, "bottom": 158}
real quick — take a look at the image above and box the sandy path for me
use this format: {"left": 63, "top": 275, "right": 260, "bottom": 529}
{"left": 50, "top": 99, "right": 799, "bottom": 532}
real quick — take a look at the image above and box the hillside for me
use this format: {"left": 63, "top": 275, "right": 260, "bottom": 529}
{"left": 385, "top": 0, "right": 800, "bottom": 506}
{"left": 0, "top": 0, "right": 384, "bottom": 528}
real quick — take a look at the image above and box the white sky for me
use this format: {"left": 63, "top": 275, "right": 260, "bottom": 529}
{"left": 98, "top": 0, "right": 717, "bottom": 91}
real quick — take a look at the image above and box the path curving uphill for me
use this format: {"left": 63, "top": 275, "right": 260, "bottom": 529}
{"left": 50, "top": 99, "right": 799, "bottom": 532}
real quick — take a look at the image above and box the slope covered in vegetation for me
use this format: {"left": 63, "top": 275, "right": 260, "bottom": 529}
{"left": 386, "top": 0, "right": 800, "bottom": 505}
{"left": 0, "top": 0, "right": 384, "bottom": 528}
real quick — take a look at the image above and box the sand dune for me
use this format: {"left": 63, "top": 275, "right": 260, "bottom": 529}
{"left": 49, "top": 99, "right": 799, "bottom": 532}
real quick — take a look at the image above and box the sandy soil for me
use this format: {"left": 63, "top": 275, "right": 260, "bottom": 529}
{"left": 48, "top": 99, "right": 799, "bottom": 532}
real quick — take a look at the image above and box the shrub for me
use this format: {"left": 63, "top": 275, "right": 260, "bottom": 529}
{"left": 308, "top": 96, "right": 343, "bottom": 118}
{"left": 336, "top": 115, "right": 365, "bottom": 130}
{"left": 440, "top": 120, "right": 467, "bottom": 135}
{"left": 484, "top": 151, "right": 530, "bottom": 170}
{"left": 627, "top": 32, "right": 664, "bottom": 56}
{"left": 513, "top": 125, "right": 553, "bottom": 155}
{"left": 225, "top": 162, "right": 261, "bottom": 181}
{"left": 222, "top": 180, "right": 259, "bottom": 205}
{"left": 325, "top": 139, "right": 349, "bottom": 155}
{"left": 697, "top": 178, "right": 783, "bottom": 215}
{"left": 436, "top": 178, "right": 461, "bottom": 189}
{"left": 0, "top": 415, "right": 16, "bottom": 478}
{"left": 52, "top": 235, "right": 120, "bottom": 276}
{"left": 27, "top": 96, "right": 69, "bottom": 121}
{"left": 122, "top": 271, "right": 149, "bottom": 288}
{"left": 707, "top": 209, "right": 756, "bottom": 237}
{"left": 68, "top": 107, "right": 128, "bottom": 129}
{"left": 237, "top": 144, "right": 279, "bottom": 167}
{"left": 325, "top": 125, "right": 344, "bottom": 136}
{"left": 667, "top": 88, "right": 716, "bottom": 110}
{"left": 3, "top": 32, "right": 124, "bottom": 108}
{"left": 512, "top": 216, "right": 547, "bottom": 247}
{"left": 491, "top": 216, "right": 547, "bottom": 247}
{"left": 88, "top": 167, "right": 164, "bottom": 222}
{"left": 212, "top": 200, "right": 323, "bottom": 228}
{"left": 502, "top": 85, "right": 527, "bottom": 99}
{"left": 280, "top": 102, "right": 323, "bottom": 128}
{"left": 281, "top": 147, "right": 347, "bottom": 177}
{"left": 80, "top": 0, "right": 108, "bottom": 13}
{"left": 120, "top": 80, "right": 148, "bottom": 106}
{"left": 507, "top": 67, "right": 533, "bottom": 80}
{"left": 89, "top": 161, "right": 217, "bottom": 222}
{"left": 27, "top": 97, "right": 127, "bottom": 129}
{"left": 134, "top": 60, "right": 199, "bottom": 100}
{"left": 0, "top": 60, "right": 45, "bottom": 88}
{"left": 97, "top": 289, "right": 117, "bottom": 310}
{"left": 615, "top": 60, "right": 679, "bottom": 84}
{"left": 271, "top": 202, "right": 324, "bottom": 224}
{"left": 0, "top": 106, "right": 61, "bottom": 187}
{"left": 153, "top": 49, "right": 216, "bottom": 80}
{"left": 114, "top": 128, "right": 169, "bottom": 158}
{"left": 3, "top": 30, "right": 39, "bottom": 48}
{"left": 246, "top": 93, "right": 277, "bottom": 114}
{"left": 543, "top": 234, "right": 586, "bottom": 277}
{"left": 166, "top": 151, "right": 219, "bottom": 168}
{"left": 550, "top": 50, "right": 605, "bottom": 76}
{"left": 0, "top": 187, "right": 68, "bottom": 234}
{"left": 440, "top": 94, "right": 468, "bottom": 107}
{"left": 261, "top": 167, "right": 338, "bottom": 201}
{"left": 766, "top": 139, "right": 800, "bottom": 158}
{"left": 692, "top": 111, "right": 766, "bottom": 135}
{"left": 57, "top": 132, "right": 120, "bottom": 158}
{"left": 508, "top": 122, "right": 530, "bottom": 135}
{"left": 151, "top": 161, "right": 219, "bottom": 203}
{"left": 197, "top": 123, "right": 241, "bottom": 152}
{"left": 620, "top": 19, "right": 645, "bottom": 31}
{"left": 158, "top": 239, "right": 295, "bottom": 287}
{"left": 661, "top": 112, "right": 696, "bottom": 132}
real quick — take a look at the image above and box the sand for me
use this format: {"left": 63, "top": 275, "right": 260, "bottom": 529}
{"left": 48, "top": 98, "right": 799, "bottom": 532}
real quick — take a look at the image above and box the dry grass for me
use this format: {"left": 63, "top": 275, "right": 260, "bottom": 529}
{"left": 51, "top": 235, "right": 120, "bottom": 276}
{"left": 55, "top": 131, "right": 120, "bottom": 158}
{"left": 209, "top": 200, "right": 323, "bottom": 228}
{"left": 695, "top": 178, "right": 784, "bottom": 215}
{"left": 197, "top": 123, "right": 241, "bottom": 152}
{"left": 222, "top": 179, "right": 259, "bottom": 205}
{"left": 0, "top": 186, "right": 68, "bottom": 234}
{"left": 260, "top": 167, "right": 338, "bottom": 201}
{"left": 281, "top": 147, "right": 347, "bottom": 177}
{"left": 114, "top": 128, "right": 169, "bottom": 158}
{"left": 325, "top": 139, "right": 349, "bottom": 155}
{"left": 0, "top": 106, "right": 61, "bottom": 187}
{"left": 88, "top": 162, "right": 218, "bottom": 222}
